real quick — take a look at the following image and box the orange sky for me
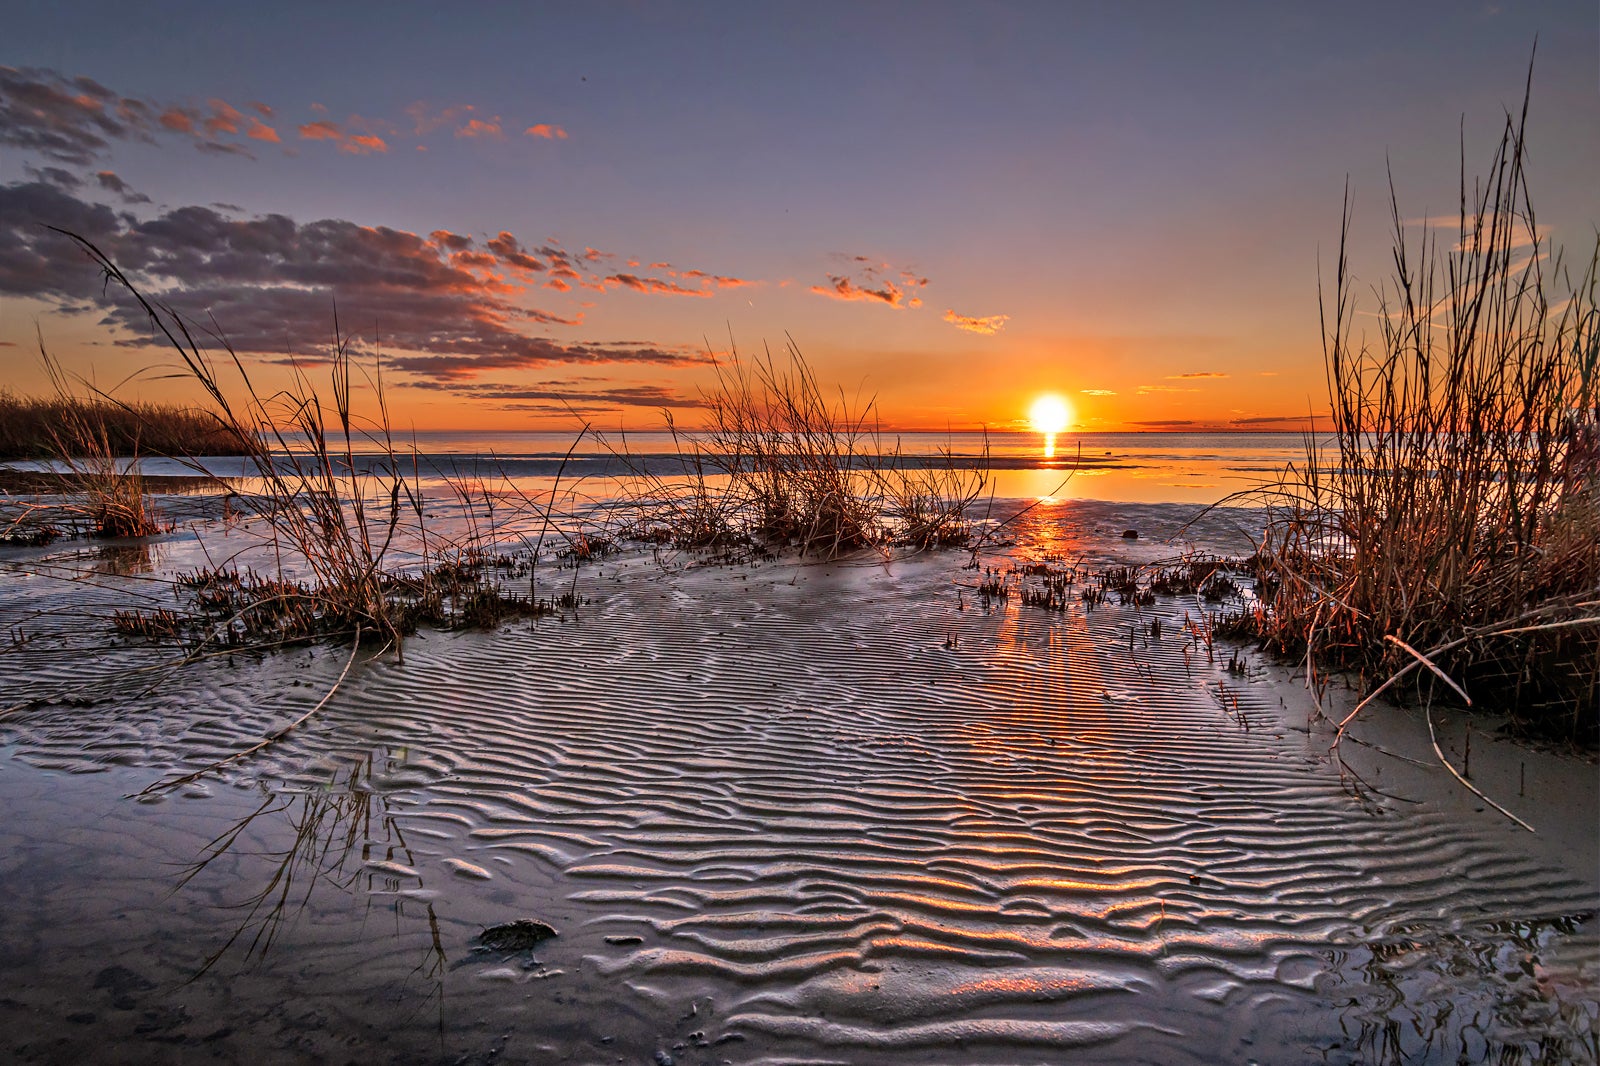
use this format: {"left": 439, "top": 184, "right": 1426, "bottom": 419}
{"left": 1, "top": 5, "right": 1594, "bottom": 434}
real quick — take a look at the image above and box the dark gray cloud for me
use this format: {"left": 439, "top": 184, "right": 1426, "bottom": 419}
{"left": 0, "top": 67, "right": 142, "bottom": 165}
{"left": 94, "top": 170, "right": 152, "bottom": 204}
{"left": 23, "top": 165, "right": 82, "bottom": 190}
{"left": 0, "top": 179, "right": 710, "bottom": 381}
{"left": 0, "top": 182, "right": 126, "bottom": 297}
{"left": 444, "top": 383, "right": 703, "bottom": 408}
{"left": 1229, "top": 415, "right": 1312, "bottom": 425}
{"left": 0, "top": 66, "right": 277, "bottom": 164}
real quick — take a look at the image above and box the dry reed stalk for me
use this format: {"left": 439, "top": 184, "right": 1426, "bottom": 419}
{"left": 49, "top": 231, "right": 454, "bottom": 652}
{"left": 1244, "top": 71, "right": 1599, "bottom": 740}
{"left": 35, "top": 346, "right": 164, "bottom": 538}
{"left": 603, "top": 340, "right": 991, "bottom": 558}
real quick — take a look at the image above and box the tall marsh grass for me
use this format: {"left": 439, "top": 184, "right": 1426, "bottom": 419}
{"left": 0, "top": 388, "right": 248, "bottom": 460}
{"left": 4, "top": 354, "right": 170, "bottom": 538}
{"left": 1247, "top": 89, "right": 1598, "bottom": 739}
{"left": 607, "top": 341, "right": 991, "bottom": 557}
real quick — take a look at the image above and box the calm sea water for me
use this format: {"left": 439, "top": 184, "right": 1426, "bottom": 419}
{"left": 116, "top": 430, "right": 1321, "bottom": 506}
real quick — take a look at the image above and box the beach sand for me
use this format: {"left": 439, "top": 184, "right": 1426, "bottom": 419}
{"left": 0, "top": 497, "right": 1595, "bottom": 1064}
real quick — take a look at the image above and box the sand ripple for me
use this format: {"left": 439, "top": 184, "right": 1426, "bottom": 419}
{"left": 1, "top": 528, "right": 1595, "bottom": 1063}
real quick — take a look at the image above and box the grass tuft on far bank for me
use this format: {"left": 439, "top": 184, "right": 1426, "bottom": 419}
{"left": 0, "top": 389, "right": 249, "bottom": 460}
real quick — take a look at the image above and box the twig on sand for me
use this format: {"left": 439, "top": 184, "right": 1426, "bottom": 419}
{"left": 1424, "top": 700, "right": 1536, "bottom": 834}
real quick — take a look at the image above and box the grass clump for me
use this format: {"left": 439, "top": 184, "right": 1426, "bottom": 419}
{"left": 14, "top": 355, "right": 170, "bottom": 538}
{"left": 607, "top": 340, "right": 990, "bottom": 558}
{"left": 1244, "top": 85, "right": 1598, "bottom": 740}
{"left": 49, "top": 232, "right": 577, "bottom": 656}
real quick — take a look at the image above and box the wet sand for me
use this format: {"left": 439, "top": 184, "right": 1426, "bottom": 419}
{"left": 0, "top": 500, "right": 1595, "bottom": 1064}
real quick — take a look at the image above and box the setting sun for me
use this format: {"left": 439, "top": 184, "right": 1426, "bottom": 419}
{"left": 1028, "top": 395, "right": 1073, "bottom": 435}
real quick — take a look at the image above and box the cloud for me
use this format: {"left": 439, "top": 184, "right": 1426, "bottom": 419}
{"left": 1130, "top": 419, "right": 1199, "bottom": 427}
{"left": 0, "top": 68, "right": 262, "bottom": 161}
{"left": 442, "top": 381, "right": 703, "bottom": 409}
{"left": 810, "top": 255, "right": 927, "bottom": 310}
{"left": 2, "top": 69, "right": 571, "bottom": 168}
{"left": 297, "top": 120, "right": 341, "bottom": 142}
{"left": 1080, "top": 388, "right": 1116, "bottom": 396}
{"left": 384, "top": 346, "right": 704, "bottom": 383}
{"left": 24, "top": 165, "right": 81, "bottom": 189}
{"left": 607, "top": 274, "right": 709, "bottom": 297}
{"left": 1166, "top": 371, "right": 1229, "bottom": 379}
{"left": 0, "top": 66, "right": 152, "bottom": 164}
{"left": 297, "top": 119, "right": 388, "bottom": 154}
{"left": 203, "top": 99, "right": 244, "bottom": 136}
{"left": 943, "top": 309, "right": 1009, "bottom": 335}
{"left": 245, "top": 117, "right": 280, "bottom": 143}
{"left": 0, "top": 179, "right": 719, "bottom": 384}
{"left": 456, "top": 117, "right": 503, "bottom": 139}
{"left": 485, "top": 231, "right": 545, "bottom": 273}
{"left": 1230, "top": 415, "right": 1314, "bottom": 425}
{"left": 404, "top": 102, "right": 475, "bottom": 136}
{"left": 94, "top": 170, "right": 151, "bottom": 204}
{"left": 1136, "top": 384, "right": 1199, "bottom": 394}
{"left": 811, "top": 275, "right": 916, "bottom": 308}
{"left": 344, "top": 133, "right": 388, "bottom": 154}
{"left": 605, "top": 269, "right": 752, "bottom": 298}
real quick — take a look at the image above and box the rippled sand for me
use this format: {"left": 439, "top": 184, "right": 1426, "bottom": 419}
{"left": 0, "top": 500, "right": 1596, "bottom": 1064}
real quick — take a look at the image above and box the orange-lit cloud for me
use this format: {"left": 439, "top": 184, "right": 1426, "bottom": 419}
{"left": 812, "top": 275, "right": 919, "bottom": 308}
{"left": 298, "top": 119, "right": 388, "bottom": 154}
{"left": 607, "top": 273, "right": 712, "bottom": 297}
{"left": 246, "top": 117, "right": 280, "bottom": 143}
{"left": 1080, "top": 388, "right": 1116, "bottom": 396}
{"left": 345, "top": 133, "right": 387, "bottom": 153}
{"left": 1137, "top": 384, "right": 1199, "bottom": 394}
{"left": 204, "top": 100, "right": 243, "bottom": 136}
{"left": 524, "top": 123, "right": 568, "bottom": 140}
{"left": 1166, "top": 371, "right": 1228, "bottom": 379}
{"left": 811, "top": 255, "right": 927, "bottom": 310}
{"left": 456, "top": 117, "right": 503, "bottom": 139}
{"left": 680, "top": 269, "right": 750, "bottom": 287}
{"left": 158, "top": 107, "right": 194, "bottom": 134}
{"left": 943, "top": 309, "right": 1009, "bottom": 334}
{"left": 605, "top": 268, "right": 753, "bottom": 297}
{"left": 485, "top": 231, "right": 545, "bottom": 272}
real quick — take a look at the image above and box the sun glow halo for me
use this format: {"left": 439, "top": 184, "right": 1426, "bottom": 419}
{"left": 1028, "top": 394, "right": 1072, "bottom": 435}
